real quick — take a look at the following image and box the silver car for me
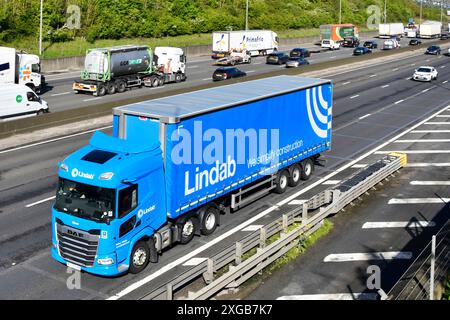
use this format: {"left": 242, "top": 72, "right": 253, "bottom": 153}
{"left": 285, "top": 57, "right": 309, "bottom": 68}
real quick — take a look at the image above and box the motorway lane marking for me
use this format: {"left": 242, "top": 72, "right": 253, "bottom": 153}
{"left": 202, "top": 78, "right": 211, "bottom": 81}
{"left": 443, "top": 80, "right": 449, "bottom": 84}
{"left": 381, "top": 84, "right": 390, "bottom": 88}
{"left": 246, "top": 70, "right": 255, "bottom": 73}
{"left": 182, "top": 257, "right": 207, "bottom": 266}
{"left": 350, "top": 94, "right": 360, "bottom": 99}
{"left": 322, "top": 180, "right": 341, "bottom": 185}
{"left": 422, "top": 88, "right": 431, "bottom": 93}
{"left": 424, "top": 122, "right": 450, "bottom": 124}
{"left": 83, "top": 97, "right": 102, "bottom": 102}
{"left": 407, "top": 163, "right": 450, "bottom": 167}
{"left": 394, "top": 139, "right": 450, "bottom": 143}
{"left": 410, "top": 180, "right": 450, "bottom": 185}
{"left": 188, "top": 65, "right": 199, "bottom": 69}
{"left": 107, "top": 103, "right": 450, "bottom": 300}
{"left": 436, "top": 115, "right": 450, "bottom": 117}
{"left": 342, "top": 81, "right": 351, "bottom": 85}
{"left": 330, "top": 56, "right": 336, "bottom": 59}
{"left": 388, "top": 198, "right": 450, "bottom": 204}
{"left": 393, "top": 68, "right": 399, "bottom": 71}
{"left": 0, "top": 125, "right": 113, "bottom": 154}
{"left": 411, "top": 130, "right": 450, "bottom": 133}
{"left": 362, "top": 221, "right": 436, "bottom": 229}
{"left": 323, "top": 251, "right": 412, "bottom": 262}
{"left": 288, "top": 199, "right": 307, "bottom": 205}
{"left": 276, "top": 293, "right": 378, "bottom": 300}
{"left": 50, "top": 92, "right": 71, "bottom": 97}
{"left": 351, "top": 164, "right": 367, "bottom": 168}
{"left": 242, "top": 225, "right": 264, "bottom": 232}
{"left": 375, "top": 150, "right": 450, "bottom": 154}
{"left": 410, "top": 63, "right": 416, "bottom": 66}
{"left": 25, "top": 196, "right": 56, "bottom": 208}
{"left": 394, "top": 99, "right": 404, "bottom": 104}
{"left": 441, "top": 65, "right": 446, "bottom": 68}
{"left": 359, "top": 114, "right": 371, "bottom": 120}
{"left": 405, "top": 77, "right": 411, "bottom": 80}
{"left": 369, "top": 74, "right": 377, "bottom": 78}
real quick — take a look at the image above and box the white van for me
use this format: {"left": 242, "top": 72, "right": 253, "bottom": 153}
{"left": 321, "top": 39, "right": 340, "bottom": 50}
{"left": 0, "top": 84, "right": 49, "bottom": 121}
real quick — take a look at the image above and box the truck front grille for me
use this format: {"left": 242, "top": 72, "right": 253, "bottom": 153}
{"left": 56, "top": 223, "right": 99, "bottom": 268}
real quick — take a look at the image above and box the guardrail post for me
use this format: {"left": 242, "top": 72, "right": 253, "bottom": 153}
{"left": 203, "top": 258, "right": 215, "bottom": 284}
{"left": 430, "top": 235, "right": 436, "bottom": 300}
{"left": 235, "top": 242, "right": 243, "bottom": 265}
{"left": 166, "top": 283, "right": 173, "bottom": 300}
{"left": 302, "top": 202, "right": 308, "bottom": 226}
{"left": 282, "top": 214, "right": 288, "bottom": 233}
{"left": 259, "top": 227, "right": 267, "bottom": 249}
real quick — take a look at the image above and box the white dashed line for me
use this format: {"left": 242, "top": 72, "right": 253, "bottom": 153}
{"left": 83, "top": 97, "right": 102, "bottom": 102}
{"left": 394, "top": 99, "right": 404, "bottom": 104}
{"left": 182, "top": 258, "right": 207, "bottom": 266}
{"left": 424, "top": 122, "right": 450, "bottom": 125}
{"left": 362, "top": 221, "right": 435, "bottom": 229}
{"left": 323, "top": 252, "right": 412, "bottom": 262}
{"left": 443, "top": 80, "right": 449, "bottom": 84}
{"left": 369, "top": 74, "right": 377, "bottom": 78}
{"left": 388, "top": 198, "right": 450, "bottom": 204}
{"left": 242, "top": 225, "right": 264, "bottom": 232}
{"left": 394, "top": 139, "right": 450, "bottom": 143}
{"left": 51, "top": 92, "right": 71, "bottom": 97}
{"left": 381, "top": 84, "right": 389, "bottom": 88}
{"left": 410, "top": 181, "right": 450, "bottom": 185}
{"left": 322, "top": 180, "right": 341, "bottom": 185}
{"left": 25, "top": 196, "right": 56, "bottom": 208}
{"left": 350, "top": 95, "right": 360, "bottom": 99}
{"left": 359, "top": 114, "right": 371, "bottom": 120}
{"left": 422, "top": 88, "right": 431, "bottom": 93}
{"left": 407, "top": 163, "right": 450, "bottom": 167}
{"left": 288, "top": 199, "right": 308, "bottom": 205}
{"left": 277, "top": 293, "right": 378, "bottom": 300}
{"left": 441, "top": 66, "right": 446, "bottom": 69}
{"left": 342, "top": 81, "right": 351, "bottom": 85}
{"left": 393, "top": 68, "right": 399, "bottom": 71}
{"left": 202, "top": 78, "right": 211, "bottom": 81}
{"left": 351, "top": 164, "right": 367, "bottom": 168}
{"left": 411, "top": 130, "right": 450, "bottom": 133}
{"left": 376, "top": 150, "right": 450, "bottom": 154}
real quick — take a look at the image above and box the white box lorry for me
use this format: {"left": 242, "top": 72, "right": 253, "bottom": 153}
{"left": 0, "top": 84, "right": 49, "bottom": 121}
{"left": 379, "top": 23, "right": 404, "bottom": 38}
{"left": 0, "top": 46, "right": 45, "bottom": 93}
{"left": 419, "top": 23, "right": 442, "bottom": 39}
{"left": 212, "top": 30, "right": 279, "bottom": 58}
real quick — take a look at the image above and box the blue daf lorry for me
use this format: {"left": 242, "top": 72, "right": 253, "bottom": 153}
{"left": 51, "top": 75, "right": 333, "bottom": 276}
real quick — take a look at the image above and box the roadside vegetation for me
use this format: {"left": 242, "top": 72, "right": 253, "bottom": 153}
{"left": 0, "top": 0, "right": 446, "bottom": 59}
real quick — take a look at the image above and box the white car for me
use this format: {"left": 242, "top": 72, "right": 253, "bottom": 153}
{"left": 321, "top": 39, "right": 340, "bottom": 50}
{"left": 412, "top": 66, "right": 438, "bottom": 82}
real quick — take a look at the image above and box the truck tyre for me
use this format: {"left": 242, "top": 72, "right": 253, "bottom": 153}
{"left": 175, "top": 73, "right": 182, "bottom": 83}
{"left": 288, "top": 164, "right": 301, "bottom": 187}
{"left": 199, "top": 205, "right": 219, "bottom": 236}
{"left": 179, "top": 217, "right": 196, "bottom": 244}
{"left": 96, "top": 84, "right": 106, "bottom": 96}
{"left": 158, "top": 77, "right": 165, "bottom": 86}
{"left": 116, "top": 80, "right": 126, "bottom": 93}
{"left": 107, "top": 82, "right": 116, "bottom": 94}
{"left": 247, "top": 57, "right": 252, "bottom": 64}
{"left": 36, "top": 109, "right": 45, "bottom": 116}
{"left": 274, "top": 170, "right": 289, "bottom": 194}
{"left": 151, "top": 77, "right": 159, "bottom": 87}
{"left": 300, "top": 158, "right": 314, "bottom": 180}
{"left": 129, "top": 240, "right": 150, "bottom": 274}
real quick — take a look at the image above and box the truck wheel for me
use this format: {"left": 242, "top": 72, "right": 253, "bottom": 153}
{"left": 107, "top": 83, "right": 116, "bottom": 94}
{"left": 200, "top": 206, "right": 219, "bottom": 236}
{"left": 116, "top": 80, "right": 126, "bottom": 93}
{"left": 301, "top": 158, "right": 314, "bottom": 180}
{"left": 158, "top": 77, "right": 165, "bottom": 86}
{"left": 274, "top": 170, "right": 289, "bottom": 194}
{"left": 36, "top": 109, "right": 45, "bottom": 116}
{"left": 151, "top": 77, "right": 159, "bottom": 87}
{"left": 129, "top": 240, "right": 150, "bottom": 274}
{"left": 175, "top": 73, "right": 182, "bottom": 83}
{"left": 179, "top": 217, "right": 195, "bottom": 244}
{"left": 247, "top": 57, "right": 252, "bottom": 64}
{"left": 288, "top": 164, "right": 301, "bottom": 187}
{"left": 96, "top": 84, "right": 106, "bottom": 96}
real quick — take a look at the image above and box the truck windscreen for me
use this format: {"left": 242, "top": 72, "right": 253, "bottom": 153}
{"left": 54, "top": 178, "right": 116, "bottom": 223}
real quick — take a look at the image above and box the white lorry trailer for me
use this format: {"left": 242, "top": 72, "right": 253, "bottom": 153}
{"left": 419, "top": 22, "right": 442, "bottom": 39}
{"left": 0, "top": 46, "right": 46, "bottom": 93}
{"left": 0, "top": 84, "right": 49, "bottom": 120}
{"left": 379, "top": 23, "right": 404, "bottom": 38}
{"left": 212, "top": 30, "right": 279, "bottom": 58}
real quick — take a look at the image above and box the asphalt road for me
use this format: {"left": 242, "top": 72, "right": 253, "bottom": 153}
{"left": 40, "top": 36, "right": 445, "bottom": 113}
{"left": 0, "top": 50, "right": 449, "bottom": 299}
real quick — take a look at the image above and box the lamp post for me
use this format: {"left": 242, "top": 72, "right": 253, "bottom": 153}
{"left": 384, "top": 0, "right": 387, "bottom": 23}
{"left": 39, "top": 0, "right": 43, "bottom": 55}
{"left": 245, "top": 0, "right": 249, "bottom": 30}
{"left": 339, "top": 0, "right": 342, "bottom": 24}
{"left": 420, "top": 0, "right": 423, "bottom": 25}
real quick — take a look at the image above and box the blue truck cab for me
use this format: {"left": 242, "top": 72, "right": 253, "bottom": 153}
{"left": 51, "top": 75, "right": 333, "bottom": 276}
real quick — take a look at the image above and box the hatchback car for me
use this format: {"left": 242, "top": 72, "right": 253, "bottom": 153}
{"left": 289, "top": 48, "right": 310, "bottom": 58}
{"left": 285, "top": 57, "right": 310, "bottom": 68}
{"left": 353, "top": 47, "right": 372, "bottom": 55}
{"left": 363, "top": 41, "right": 378, "bottom": 49}
{"left": 425, "top": 45, "right": 441, "bottom": 55}
{"left": 212, "top": 67, "right": 246, "bottom": 81}
{"left": 412, "top": 66, "right": 438, "bottom": 82}
{"left": 409, "top": 39, "right": 422, "bottom": 46}
{"left": 266, "top": 52, "right": 290, "bottom": 65}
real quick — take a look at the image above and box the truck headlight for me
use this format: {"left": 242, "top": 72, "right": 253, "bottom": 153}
{"left": 97, "top": 258, "right": 115, "bottom": 265}
{"left": 60, "top": 163, "right": 68, "bottom": 172}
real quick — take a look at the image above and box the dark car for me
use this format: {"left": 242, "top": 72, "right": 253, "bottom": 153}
{"left": 425, "top": 45, "right": 441, "bottom": 55}
{"left": 409, "top": 39, "right": 422, "bottom": 46}
{"left": 266, "top": 52, "right": 290, "bottom": 65}
{"left": 289, "top": 48, "right": 311, "bottom": 58}
{"left": 353, "top": 47, "right": 372, "bottom": 56}
{"left": 363, "top": 41, "right": 378, "bottom": 49}
{"left": 212, "top": 67, "right": 246, "bottom": 81}
{"left": 342, "top": 36, "right": 360, "bottom": 48}
{"left": 441, "top": 33, "right": 449, "bottom": 40}
{"left": 285, "top": 57, "right": 310, "bottom": 68}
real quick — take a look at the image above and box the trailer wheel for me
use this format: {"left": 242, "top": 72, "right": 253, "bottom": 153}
{"left": 274, "top": 170, "right": 289, "bottom": 194}
{"left": 96, "top": 84, "right": 106, "bottom": 96}
{"left": 247, "top": 57, "right": 252, "bottom": 64}
{"left": 116, "top": 80, "right": 126, "bottom": 93}
{"left": 301, "top": 158, "right": 314, "bottom": 180}
{"left": 179, "top": 217, "right": 196, "bottom": 244}
{"left": 288, "top": 164, "right": 301, "bottom": 187}
{"left": 129, "top": 240, "right": 150, "bottom": 274}
{"left": 199, "top": 205, "right": 219, "bottom": 236}
{"left": 106, "top": 82, "right": 116, "bottom": 94}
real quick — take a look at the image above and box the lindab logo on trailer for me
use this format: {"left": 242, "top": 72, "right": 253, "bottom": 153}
{"left": 71, "top": 168, "right": 95, "bottom": 180}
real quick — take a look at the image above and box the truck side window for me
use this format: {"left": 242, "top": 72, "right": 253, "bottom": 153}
{"left": 32, "top": 64, "right": 40, "bottom": 73}
{"left": 118, "top": 185, "right": 138, "bottom": 218}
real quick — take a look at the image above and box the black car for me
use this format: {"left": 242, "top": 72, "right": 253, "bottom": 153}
{"left": 441, "top": 33, "right": 449, "bottom": 40}
{"left": 409, "top": 39, "right": 422, "bottom": 46}
{"left": 363, "top": 41, "right": 378, "bottom": 49}
{"left": 425, "top": 45, "right": 441, "bottom": 55}
{"left": 353, "top": 47, "right": 372, "bottom": 56}
{"left": 342, "top": 36, "right": 360, "bottom": 48}
{"left": 289, "top": 48, "right": 311, "bottom": 58}
{"left": 266, "top": 52, "right": 290, "bottom": 65}
{"left": 212, "top": 67, "right": 246, "bottom": 81}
